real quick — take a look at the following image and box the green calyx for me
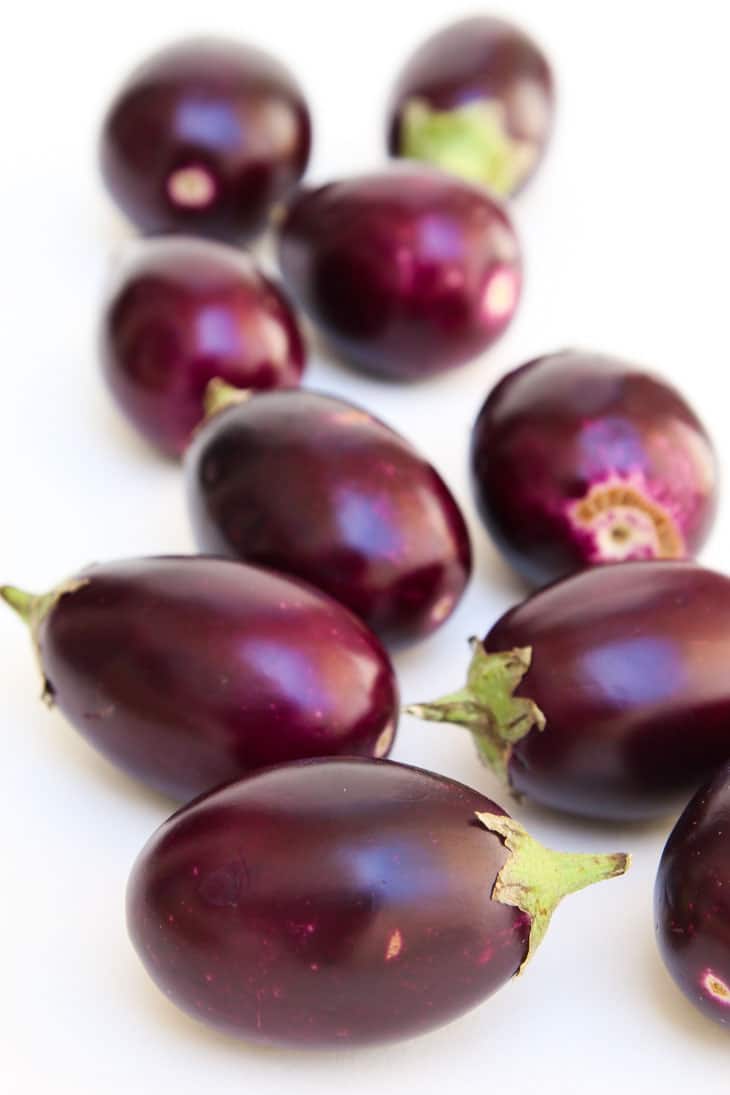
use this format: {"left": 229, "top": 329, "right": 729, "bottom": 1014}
{"left": 203, "top": 378, "right": 252, "bottom": 421}
{"left": 477, "top": 812, "right": 630, "bottom": 972}
{"left": 1, "top": 579, "right": 87, "bottom": 705}
{"left": 405, "top": 640, "right": 546, "bottom": 784}
{"left": 2, "top": 585, "right": 60, "bottom": 633}
{"left": 399, "top": 97, "right": 536, "bottom": 198}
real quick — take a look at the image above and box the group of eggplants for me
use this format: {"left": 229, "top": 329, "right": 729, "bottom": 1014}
{"left": 5, "top": 16, "right": 730, "bottom": 1047}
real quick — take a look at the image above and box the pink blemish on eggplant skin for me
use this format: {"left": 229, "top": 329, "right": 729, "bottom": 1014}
{"left": 385, "top": 929, "right": 403, "bottom": 960}
{"left": 166, "top": 164, "right": 218, "bottom": 209}
{"left": 565, "top": 473, "right": 685, "bottom": 563}
{"left": 702, "top": 970, "right": 730, "bottom": 1005}
{"left": 477, "top": 943, "right": 494, "bottom": 965}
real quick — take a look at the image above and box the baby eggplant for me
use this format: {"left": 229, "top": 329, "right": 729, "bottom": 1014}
{"left": 99, "top": 36, "right": 311, "bottom": 241}
{"left": 127, "top": 757, "right": 629, "bottom": 1047}
{"left": 388, "top": 16, "right": 554, "bottom": 197}
{"left": 655, "top": 762, "right": 730, "bottom": 1028}
{"left": 1, "top": 557, "right": 397, "bottom": 800}
{"left": 408, "top": 561, "right": 730, "bottom": 821}
{"left": 471, "top": 350, "right": 717, "bottom": 587}
{"left": 100, "top": 238, "right": 305, "bottom": 457}
{"left": 277, "top": 168, "right": 521, "bottom": 380}
{"left": 185, "top": 386, "right": 472, "bottom": 646}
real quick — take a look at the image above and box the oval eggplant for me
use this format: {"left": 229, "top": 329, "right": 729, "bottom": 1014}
{"left": 277, "top": 168, "right": 521, "bottom": 381}
{"left": 99, "top": 36, "right": 311, "bottom": 242}
{"left": 388, "top": 16, "right": 553, "bottom": 197}
{"left": 471, "top": 350, "right": 717, "bottom": 587}
{"left": 408, "top": 561, "right": 730, "bottom": 820}
{"left": 0, "top": 557, "right": 398, "bottom": 800}
{"left": 100, "top": 238, "right": 306, "bottom": 457}
{"left": 655, "top": 762, "right": 730, "bottom": 1028}
{"left": 127, "top": 757, "right": 628, "bottom": 1047}
{"left": 185, "top": 386, "right": 472, "bottom": 646}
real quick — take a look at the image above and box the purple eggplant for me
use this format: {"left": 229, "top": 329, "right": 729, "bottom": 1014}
{"left": 277, "top": 168, "right": 521, "bottom": 381}
{"left": 471, "top": 350, "right": 717, "bottom": 587}
{"left": 408, "top": 561, "right": 730, "bottom": 820}
{"left": 99, "top": 37, "right": 311, "bottom": 242}
{"left": 100, "top": 238, "right": 305, "bottom": 457}
{"left": 1, "top": 557, "right": 397, "bottom": 800}
{"left": 127, "top": 757, "right": 628, "bottom": 1047}
{"left": 388, "top": 16, "right": 554, "bottom": 197}
{"left": 655, "top": 762, "right": 730, "bottom": 1028}
{"left": 185, "top": 385, "right": 472, "bottom": 646}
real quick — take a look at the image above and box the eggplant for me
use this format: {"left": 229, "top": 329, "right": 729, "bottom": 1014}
{"left": 1, "top": 557, "right": 397, "bottom": 799}
{"left": 100, "top": 238, "right": 305, "bottom": 457}
{"left": 99, "top": 36, "right": 311, "bottom": 242}
{"left": 277, "top": 167, "right": 521, "bottom": 380}
{"left": 471, "top": 350, "right": 717, "bottom": 588}
{"left": 127, "top": 757, "right": 628, "bottom": 1046}
{"left": 185, "top": 386, "right": 472, "bottom": 646}
{"left": 408, "top": 561, "right": 730, "bottom": 820}
{"left": 388, "top": 16, "right": 553, "bottom": 197}
{"left": 655, "top": 762, "right": 730, "bottom": 1028}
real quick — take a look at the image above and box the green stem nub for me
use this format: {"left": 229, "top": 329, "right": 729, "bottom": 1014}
{"left": 203, "top": 378, "right": 252, "bottom": 421}
{"left": 477, "top": 812, "right": 630, "bottom": 973}
{"left": 0, "top": 585, "right": 37, "bottom": 625}
{"left": 1, "top": 578, "right": 87, "bottom": 706}
{"left": 405, "top": 640, "right": 546, "bottom": 783}
{"left": 1, "top": 584, "right": 66, "bottom": 637}
{"left": 399, "top": 97, "right": 537, "bottom": 198}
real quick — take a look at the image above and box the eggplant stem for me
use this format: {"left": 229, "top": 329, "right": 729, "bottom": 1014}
{"left": 203, "top": 378, "right": 252, "bottom": 420}
{"left": 405, "top": 642, "right": 546, "bottom": 783}
{"left": 0, "top": 585, "right": 37, "bottom": 625}
{"left": 399, "top": 97, "right": 537, "bottom": 197}
{"left": 477, "top": 811, "right": 630, "bottom": 972}
{"left": 1, "top": 578, "right": 89, "bottom": 707}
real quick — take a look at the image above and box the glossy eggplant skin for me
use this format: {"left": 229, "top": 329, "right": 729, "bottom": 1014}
{"left": 99, "top": 37, "right": 311, "bottom": 242}
{"left": 100, "top": 239, "right": 305, "bottom": 457}
{"left": 471, "top": 351, "right": 717, "bottom": 588}
{"left": 655, "top": 763, "right": 730, "bottom": 1027}
{"left": 487, "top": 562, "right": 730, "bottom": 820}
{"left": 35, "top": 558, "right": 398, "bottom": 800}
{"left": 387, "top": 17, "right": 553, "bottom": 197}
{"left": 277, "top": 169, "right": 521, "bottom": 381}
{"left": 127, "top": 758, "right": 529, "bottom": 1047}
{"left": 186, "top": 391, "right": 472, "bottom": 646}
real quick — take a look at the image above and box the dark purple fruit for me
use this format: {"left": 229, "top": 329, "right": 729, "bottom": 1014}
{"left": 471, "top": 350, "right": 717, "bottom": 587}
{"left": 100, "top": 238, "right": 305, "bottom": 457}
{"left": 388, "top": 16, "right": 553, "bottom": 197}
{"left": 185, "top": 386, "right": 472, "bottom": 646}
{"left": 1, "top": 557, "right": 397, "bottom": 800}
{"left": 127, "top": 757, "right": 628, "bottom": 1047}
{"left": 99, "top": 36, "right": 311, "bottom": 242}
{"left": 277, "top": 168, "right": 521, "bottom": 380}
{"left": 408, "top": 561, "right": 730, "bottom": 821}
{"left": 655, "top": 762, "right": 730, "bottom": 1028}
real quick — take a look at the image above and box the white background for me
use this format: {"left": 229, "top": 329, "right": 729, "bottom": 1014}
{"left": 1, "top": 0, "right": 729, "bottom": 1090}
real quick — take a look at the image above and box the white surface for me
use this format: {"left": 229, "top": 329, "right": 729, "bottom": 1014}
{"left": 1, "top": 0, "right": 729, "bottom": 1090}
